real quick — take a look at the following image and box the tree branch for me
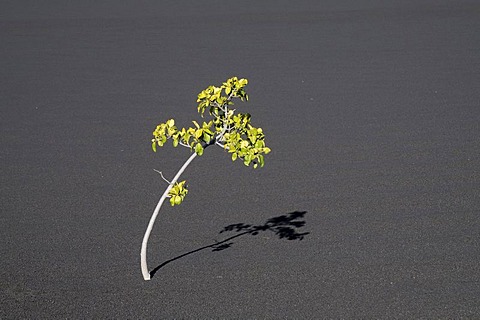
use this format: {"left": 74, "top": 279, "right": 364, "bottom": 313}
{"left": 153, "top": 169, "right": 172, "bottom": 185}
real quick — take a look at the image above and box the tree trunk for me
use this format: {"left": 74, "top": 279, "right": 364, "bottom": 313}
{"left": 140, "top": 151, "right": 198, "bottom": 280}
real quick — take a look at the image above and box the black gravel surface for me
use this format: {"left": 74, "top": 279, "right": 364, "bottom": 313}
{"left": 1, "top": 1, "right": 479, "bottom": 318}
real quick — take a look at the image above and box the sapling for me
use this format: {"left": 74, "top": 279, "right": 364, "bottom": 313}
{"left": 141, "top": 77, "right": 271, "bottom": 280}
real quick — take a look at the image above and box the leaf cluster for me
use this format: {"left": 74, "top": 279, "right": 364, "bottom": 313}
{"left": 152, "top": 119, "right": 214, "bottom": 156}
{"left": 197, "top": 76, "right": 248, "bottom": 117}
{"left": 222, "top": 114, "right": 271, "bottom": 168}
{"left": 167, "top": 180, "right": 188, "bottom": 206}
{"left": 151, "top": 76, "right": 271, "bottom": 206}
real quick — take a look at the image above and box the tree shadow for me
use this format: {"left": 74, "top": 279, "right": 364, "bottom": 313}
{"left": 150, "top": 211, "right": 309, "bottom": 278}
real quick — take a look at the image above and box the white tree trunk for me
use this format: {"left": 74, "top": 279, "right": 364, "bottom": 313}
{"left": 140, "top": 151, "right": 198, "bottom": 280}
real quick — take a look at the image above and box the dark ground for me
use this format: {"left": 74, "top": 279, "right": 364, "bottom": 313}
{"left": 1, "top": 0, "right": 479, "bottom": 318}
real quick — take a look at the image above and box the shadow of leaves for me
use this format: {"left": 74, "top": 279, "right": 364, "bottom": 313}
{"left": 218, "top": 210, "right": 309, "bottom": 243}
{"left": 150, "top": 211, "right": 309, "bottom": 278}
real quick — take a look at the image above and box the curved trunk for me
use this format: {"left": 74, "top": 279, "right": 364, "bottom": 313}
{"left": 140, "top": 151, "right": 198, "bottom": 280}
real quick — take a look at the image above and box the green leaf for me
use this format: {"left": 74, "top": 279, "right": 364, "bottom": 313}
{"left": 255, "top": 140, "right": 264, "bottom": 148}
{"left": 152, "top": 140, "right": 157, "bottom": 152}
{"left": 195, "top": 129, "right": 203, "bottom": 139}
{"left": 195, "top": 143, "right": 204, "bottom": 156}
{"left": 203, "top": 133, "right": 211, "bottom": 143}
{"left": 231, "top": 152, "right": 237, "bottom": 161}
{"left": 258, "top": 154, "right": 264, "bottom": 167}
{"left": 174, "top": 195, "right": 182, "bottom": 205}
{"left": 167, "top": 127, "right": 176, "bottom": 136}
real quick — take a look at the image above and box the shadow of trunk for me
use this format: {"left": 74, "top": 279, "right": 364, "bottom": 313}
{"left": 150, "top": 211, "right": 309, "bottom": 278}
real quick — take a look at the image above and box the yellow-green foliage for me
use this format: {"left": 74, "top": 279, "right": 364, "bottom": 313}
{"left": 151, "top": 77, "right": 271, "bottom": 206}
{"left": 168, "top": 181, "right": 188, "bottom": 206}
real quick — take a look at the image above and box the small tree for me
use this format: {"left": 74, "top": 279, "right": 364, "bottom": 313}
{"left": 141, "top": 77, "right": 271, "bottom": 280}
